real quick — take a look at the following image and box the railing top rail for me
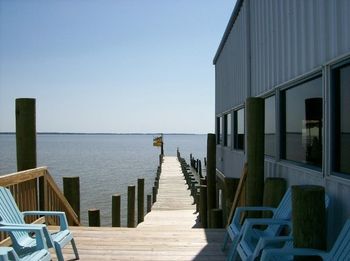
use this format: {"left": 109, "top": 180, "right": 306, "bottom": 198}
{"left": 0, "top": 167, "right": 47, "bottom": 187}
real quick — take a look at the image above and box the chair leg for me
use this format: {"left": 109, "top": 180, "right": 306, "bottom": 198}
{"left": 222, "top": 232, "right": 229, "bottom": 251}
{"left": 226, "top": 237, "right": 239, "bottom": 261}
{"left": 71, "top": 238, "right": 79, "bottom": 260}
{"left": 54, "top": 243, "right": 64, "bottom": 261}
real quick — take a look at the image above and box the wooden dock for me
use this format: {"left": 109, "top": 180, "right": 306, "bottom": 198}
{"left": 56, "top": 156, "right": 226, "bottom": 260}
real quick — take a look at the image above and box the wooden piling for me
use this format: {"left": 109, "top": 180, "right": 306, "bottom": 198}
{"left": 137, "top": 178, "right": 145, "bottom": 224}
{"left": 246, "top": 97, "right": 265, "bottom": 217}
{"left": 223, "top": 177, "right": 239, "bottom": 224}
{"left": 147, "top": 194, "right": 152, "bottom": 213}
{"left": 263, "top": 178, "right": 286, "bottom": 218}
{"left": 152, "top": 186, "right": 157, "bottom": 203}
{"left": 292, "top": 185, "right": 326, "bottom": 261}
{"left": 206, "top": 133, "right": 217, "bottom": 224}
{"left": 112, "top": 194, "right": 121, "bottom": 227}
{"left": 210, "top": 208, "right": 223, "bottom": 228}
{"left": 127, "top": 185, "right": 136, "bottom": 228}
{"left": 200, "top": 185, "right": 208, "bottom": 228}
{"left": 15, "top": 98, "right": 37, "bottom": 171}
{"left": 63, "top": 177, "right": 80, "bottom": 222}
{"left": 88, "top": 209, "right": 100, "bottom": 227}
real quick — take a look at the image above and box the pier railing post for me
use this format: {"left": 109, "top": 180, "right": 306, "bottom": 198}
{"left": 112, "top": 194, "right": 121, "bottom": 227}
{"left": 210, "top": 208, "right": 223, "bottom": 228}
{"left": 152, "top": 186, "right": 157, "bottom": 203}
{"left": 88, "top": 209, "right": 100, "bottom": 227}
{"left": 200, "top": 185, "right": 208, "bottom": 228}
{"left": 206, "top": 133, "right": 217, "bottom": 226}
{"left": 127, "top": 185, "right": 136, "bottom": 228}
{"left": 147, "top": 194, "right": 152, "bottom": 213}
{"left": 137, "top": 178, "right": 145, "bottom": 224}
{"left": 63, "top": 177, "right": 80, "bottom": 223}
{"left": 263, "top": 178, "right": 286, "bottom": 218}
{"left": 246, "top": 97, "right": 265, "bottom": 217}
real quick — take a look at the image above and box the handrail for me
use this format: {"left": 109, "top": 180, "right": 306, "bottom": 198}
{"left": 0, "top": 167, "right": 80, "bottom": 226}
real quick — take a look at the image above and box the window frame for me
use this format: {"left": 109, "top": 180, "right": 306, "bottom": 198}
{"left": 330, "top": 59, "right": 350, "bottom": 178}
{"left": 233, "top": 107, "right": 245, "bottom": 151}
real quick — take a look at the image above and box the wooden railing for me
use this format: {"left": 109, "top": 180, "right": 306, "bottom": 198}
{"left": 0, "top": 167, "right": 80, "bottom": 233}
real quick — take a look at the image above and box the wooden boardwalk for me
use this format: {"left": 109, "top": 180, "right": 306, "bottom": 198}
{"left": 56, "top": 156, "right": 226, "bottom": 260}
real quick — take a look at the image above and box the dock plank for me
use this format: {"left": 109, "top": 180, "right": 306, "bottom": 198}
{"left": 55, "top": 156, "right": 225, "bottom": 260}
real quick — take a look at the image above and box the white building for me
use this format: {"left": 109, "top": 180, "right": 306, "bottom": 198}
{"left": 213, "top": 0, "right": 350, "bottom": 244}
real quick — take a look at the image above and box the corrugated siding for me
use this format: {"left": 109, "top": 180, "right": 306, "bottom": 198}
{"left": 215, "top": 1, "right": 248, "bottom": 114}
{"left": 217, "top": 147, "right": 245, "bottom": 178}
{"left": 250, "top": 0, "right": 350, "bottom": 95}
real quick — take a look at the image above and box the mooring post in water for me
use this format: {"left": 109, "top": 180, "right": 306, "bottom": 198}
{"left": 112, "top": 194, "right": 121, "bottom": 227}
{"left": 246, "top": 97, "right": 265, "bottom": 218}
{"left": 206, "top": 133, "right": 217, "bottom": 226}
{"left": 147, "top": 194, "right": 152, "bottom": 213}
{"left": 88, "top": 209, "right": 100, "bottom": 227}
{"left": 63, "top": 177, "right": 80, "bottom": 223}
{"left": 137, "top": 178, "right": 145, "bottom": 224}
{"left": 127, "top": 185, "right": 136, "bottom": 228}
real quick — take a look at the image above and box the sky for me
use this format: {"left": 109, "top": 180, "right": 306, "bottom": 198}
{"left": 0, "top": 0, "right": 236, "bottom": 134}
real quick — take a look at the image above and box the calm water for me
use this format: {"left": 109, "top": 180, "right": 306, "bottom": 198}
{"left": 0, "top": 134, "right": 206, "bottom": 226}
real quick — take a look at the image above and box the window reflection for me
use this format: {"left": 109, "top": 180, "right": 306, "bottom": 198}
{"left": 224, "top": 113, "right": 232, "bottom": 147}
{"left": 234, "top": 108, "right": 244, "bottom": 150}
{"left": 333, "top": 63, "right": 350, "bottom": 175}
{"left": 216, "top": 117, "right": 223, "bottom": 145}
{"left": 282, "top": 77, "right": 322, "bottom": 167}
{"left": 265, "top": 96, "right": 275, "bottom": 157}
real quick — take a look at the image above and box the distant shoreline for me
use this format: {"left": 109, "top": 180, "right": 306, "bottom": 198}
{"left": 0, "top": 132, "right": 205, "bottom": 136}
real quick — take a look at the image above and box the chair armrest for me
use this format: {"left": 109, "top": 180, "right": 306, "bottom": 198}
{"left": 0, "top": 225, "right": 48, "bottom": 251}
{"left": 230, "top": 207, "right": 276, "bottom": 231}
{"left": 261, "top": 247, "right": 328, "bottom": 260}
{"left": 22, "top": 211, "right": 68, "bottom": 230}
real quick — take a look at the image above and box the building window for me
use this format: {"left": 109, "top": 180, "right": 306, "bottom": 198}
{"left": 234, "top": 108, "right": 244, "bottom": 150}
{"left": 265, "top": 96, "right": 276, "bottom": 157}
{"left": 216, "top": 116, "right": 223, "bottom": 145}
{"left": 224, "top": 113, "right": 232, "bottom": 147}
{"left": 332, "top": 62, "right": 350, "bottom": 176}
{"left": 281, "top": 76, "right": 323, "bottom": 167}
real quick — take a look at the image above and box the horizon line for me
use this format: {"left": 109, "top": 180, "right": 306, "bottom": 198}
{"left": 0, "top": 132, "right": 208, "bottom": 136}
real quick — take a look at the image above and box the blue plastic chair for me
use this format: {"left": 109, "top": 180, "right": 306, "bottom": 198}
{"left": 223, "top": 188, "right": 292, "bottom": 261}
{"left": 0, "top": 186, "right": 79, "bottom": 261}
{"left": 261, "top": 219, "right": 350, "bottom": 261}
{"left": 0, "top": 226, "right": 51, "bottom": 261}
{"left": 236, "top": 193, "right": 330, "bottom": 261}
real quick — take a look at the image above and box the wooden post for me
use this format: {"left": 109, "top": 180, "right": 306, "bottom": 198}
{"left": 246, "top": 97, "right": 265, "bottom": 218}
{"left": 127, "top": 185, "right": 136, "bottom": 228}
{"left": 152, "top": 186, "right": 157, "bottom": 203}
{"left": 112, "top": 194, "right": 121, "bottom": 227}
{"left": 210, "top": 208, "right": 223, "bottom": 228}
{"left": 206, "top": 133, "right": 217, "bottom": 225}
{"left": 292, "top": 185, "right": 326, "bottom": 261}
{"left": 263, "top": 178, "right": 286, "bottom": 218}
{"left": 147, "top": 194, "right": 152, "bottom": 213}
{"left": 223, "top": 177, "right": 239, "bottom": 224}
{"left": 15, "top": 98, "right": 37, "bottom": 171}
{"left": 198, "top": 160, "right": 202, "bottom": 178}
{"left": 161, "top": 141, "right": 164, "bottom": 156}
{"left": 15, "top": 98, "right": 42, "bottom": 209}
{"left": 137, "top": 178, "right": 145, "bottom": 224}
{"left": 63, "top": 177, "right": 80, "bottom": 222}
{"left": 88, "top": 209, "right": 100, "bottom": 227}
{"left": 200, "top": 185, "right": 208, "bottom": 228}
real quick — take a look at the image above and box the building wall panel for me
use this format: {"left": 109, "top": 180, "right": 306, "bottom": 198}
{"left": 250, "top": 0, "right": 350, "bottom": 96}
{"left": 215, "top": 1, "right": 248, "bottom": 114}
